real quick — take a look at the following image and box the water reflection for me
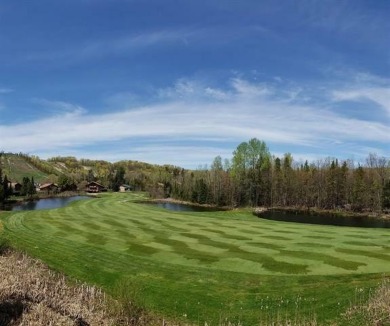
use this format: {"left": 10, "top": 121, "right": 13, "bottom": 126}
{"left": 10, "top": 196, "right": 90, "bottom": 211}
{"left": 257, "top": 210, "right": 390, "bottom": 228}
{"left": 143, "top": 201, "right": 225, "bottom": 212}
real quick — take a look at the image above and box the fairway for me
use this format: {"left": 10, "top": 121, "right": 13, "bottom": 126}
{"left": 2, "top": 192, "right": 390, "bottom": 324}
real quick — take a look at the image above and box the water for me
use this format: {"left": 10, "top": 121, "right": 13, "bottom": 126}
{"left": 9, "top": 196, "right": 90, "bottom": 211}
{"left": 143, "top": 201, "right": 225, "bottom": 212}
{"left": 257, "top": 210, "right": 390, "bottom": 228}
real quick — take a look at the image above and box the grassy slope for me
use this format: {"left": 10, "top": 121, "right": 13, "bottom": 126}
{"left": 0, "top": 154, "right": 48, "bottom": 183}
{"left": 1, "top": 192, "right": 389, "bottom": 324}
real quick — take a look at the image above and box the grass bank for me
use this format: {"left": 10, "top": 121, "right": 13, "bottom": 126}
{"left": 1, "top": 192, "right": 389, "bottom": 324}
{"left": 0, "top": 246, "right": 183, "bottom": 325}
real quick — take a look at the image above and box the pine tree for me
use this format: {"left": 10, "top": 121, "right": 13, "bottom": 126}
{"left": 3, "top": 175, "right": 11, "bottom": 199}
{"left": 382, "top": 180, "right": 390, "bottom": 210}
{"left": 0, "top": 173, "right": 4, "bottom": 204}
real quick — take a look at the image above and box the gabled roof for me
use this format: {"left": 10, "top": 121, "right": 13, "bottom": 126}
{"left": 40, "top": 183, "right": 58, "bottom": 189}
{"left": 86, "top": 181, "right": 106, "bottom": 188}
{"left": 7, "top": 182, "right": 22, "bottom": 187}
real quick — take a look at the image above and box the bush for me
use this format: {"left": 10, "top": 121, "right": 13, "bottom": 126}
{"left": 0, "top": 238, "right": 10, "bottom": 255}
{"left": 111, "top": 278, "right": 147, "bottom": 325}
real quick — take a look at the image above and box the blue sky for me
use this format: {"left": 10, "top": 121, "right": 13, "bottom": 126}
{"left": 0, "top": 0, "right": 389, "bottom": 168}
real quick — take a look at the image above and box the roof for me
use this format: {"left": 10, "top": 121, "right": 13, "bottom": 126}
{"left": 7, "top": 182, "right": 22, "bottom": 187}
{"left": 86, "top": 181, "right": 106, "bottom": 188}
{"left": 40, "top": 183, "right": 58, "bottom": 189}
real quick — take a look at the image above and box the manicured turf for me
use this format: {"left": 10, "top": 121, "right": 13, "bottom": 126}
{"left": 1, "top": 192, "right": 389, "bottom": 324}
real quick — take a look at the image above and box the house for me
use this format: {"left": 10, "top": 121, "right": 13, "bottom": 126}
{"left": 11, "top": 182, "right": 22, "bottom": 195}
{"left": 86, "top": 181, "right": 107, "bottom": 193}
{"left": 119, "top": 184, "right": 133, "bottom": 192}
{"left": 7, "top": 182, "right": 22, "bottom": 195}
{"left": 39, "top": 183, "right": 59, "bottom": 193}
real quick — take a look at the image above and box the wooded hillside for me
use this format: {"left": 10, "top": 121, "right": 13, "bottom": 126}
{"left": 1, "top": 140, "right": 389, "bottom": 212}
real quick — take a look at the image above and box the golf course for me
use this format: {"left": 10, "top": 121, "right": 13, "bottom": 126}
{"left": 1, "top": 192, "right": 389, "bottom": 324}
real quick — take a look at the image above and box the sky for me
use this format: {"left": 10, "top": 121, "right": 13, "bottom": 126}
{"left": 0, "top": 0, "right": 389, "bottom": 168}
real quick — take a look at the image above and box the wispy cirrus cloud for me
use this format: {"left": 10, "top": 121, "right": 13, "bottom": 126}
{"left": 31, "top": 98, "right": 87, "bottom": 115}
{"left": 0, "top": 75, "right": 389, "bottom": 167}
{"left": 332, "top": 87, "right": 390, "bottom": 116}
{"left": 22, "top": 29, "right": 196, "bottom": 63}
{"left": 21, "top": 25, "right": 277, "bottom": 65}
{"left": 0, "top": 88, "right": 14, "bottom": 94}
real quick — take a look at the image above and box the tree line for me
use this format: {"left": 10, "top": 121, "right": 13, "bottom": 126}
{"left": 3, "top": 141, "right": 390, "bottom": 212}
{"left": 0, "top": 152, "right": 35, "bottom": 203}
{"left": 152, "top": 139, "right": 390, "bottom": 212}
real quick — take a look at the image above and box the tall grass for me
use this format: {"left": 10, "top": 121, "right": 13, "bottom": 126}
{"left": 342, "top": 277, "right": 390, "bottom": 325}
{"left": 0, "top": 249, "right": 153, "bottom": 325}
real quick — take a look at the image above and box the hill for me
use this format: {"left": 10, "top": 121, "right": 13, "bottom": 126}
{"left": 0, "top": 154, "right": 50, "bottom": 183}
{"left": 0, "top": 153, "right": 180, "bottom": 195}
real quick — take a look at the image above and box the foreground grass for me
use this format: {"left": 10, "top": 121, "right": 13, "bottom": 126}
{"left": 342, "top": 278, "right": 390, "bottom": 325}
{"left": 1, "top": 192, "right": 389, "bottom": 325}
{"left": 0, "top": 249, "right": 148, "bottom": 325}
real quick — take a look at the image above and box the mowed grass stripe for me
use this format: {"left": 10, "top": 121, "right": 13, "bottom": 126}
{"left": 2, "top": 192, "right": 390, "bottom": 324}
{"left": 4, "top": 192, "right": 389, "bottom": 275}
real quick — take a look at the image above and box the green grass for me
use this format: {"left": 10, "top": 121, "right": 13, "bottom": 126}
{"left": 1, "top": 192, "right": 389, "bottom": 324}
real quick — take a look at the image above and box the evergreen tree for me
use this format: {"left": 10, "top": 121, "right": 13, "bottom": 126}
{"left": 382, "top": 180, "right": 390, "bottom": 210}
{"left": 3, "top": 175, "right": 12, "bottom": 199}
{"left": 110, "top": 166, "right": 126, "bottom": 191}
{"left": 87, "top": 169, "right": 95, "bottom": 182}
{"left": 28, "top": 177, "right": 37, "bottom": 196}
{"left": 0, "top": 170, "right": 4, "bottom": 204}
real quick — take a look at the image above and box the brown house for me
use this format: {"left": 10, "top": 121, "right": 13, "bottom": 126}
{"left": 7, "top": 182, "right": 22, "bottom": 195}
{"left": 86, "top": 181, "right": 107, "bottom": 193}
{"left": 39, "top": 183, "right": 59, "bottom": 193}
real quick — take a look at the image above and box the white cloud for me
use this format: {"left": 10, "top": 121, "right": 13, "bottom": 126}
{"left": 31, "top": 99, "right": 87, "bottom": 115}
{"left": 23, "top": 29, "right": 196, "bottom": 64}
{"left": 231, "top": 78, "right": 272, "bottom": 98}
{"left": 332, "top": 87, "right": 390, "bottom": 116}
{"left": 204, "top": 87, "right": 230, "bottom": 101}
{"left": 0, "top": 88, "right": 13, "bottom": 94}
{"left": 1, "top": 77, "right": 389, "bottom": 167}
{"left": 20, "top": 25, "right": 285, "bottom": 66}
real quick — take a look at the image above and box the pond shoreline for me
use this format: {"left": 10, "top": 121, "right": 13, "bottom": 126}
{"left": 146, "top": 197, "right": 233, "bottom": 210}
{"left": 0, "top": 191, "right": 92, "bottom": 212}
{"left": 254, "top": 206, "right": 390, "bottom": 221}
{"left": 253, "top": 206, "right": 390, "bottom": 228}
{"left": 150, "top": 197, "right": 390, "bottom": 220}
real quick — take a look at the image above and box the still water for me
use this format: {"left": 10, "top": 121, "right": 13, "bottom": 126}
{"left": 144, "top": 201, "right": 225, "bottom": 212}
{"left": 9, "top": 196, "right": 90, "bottom": 211}
{"left": 257, "top": 210, "right": 390, "bottom": 228}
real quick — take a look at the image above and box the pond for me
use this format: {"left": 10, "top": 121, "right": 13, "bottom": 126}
{"left": 256, "top": 210, "right": 390, "bottom": 228}
{"left": 7, "top": 196, "right": 90, "bottom": 212}
{"left": 141, "top": 201, "right": 225, "bottom": 212}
